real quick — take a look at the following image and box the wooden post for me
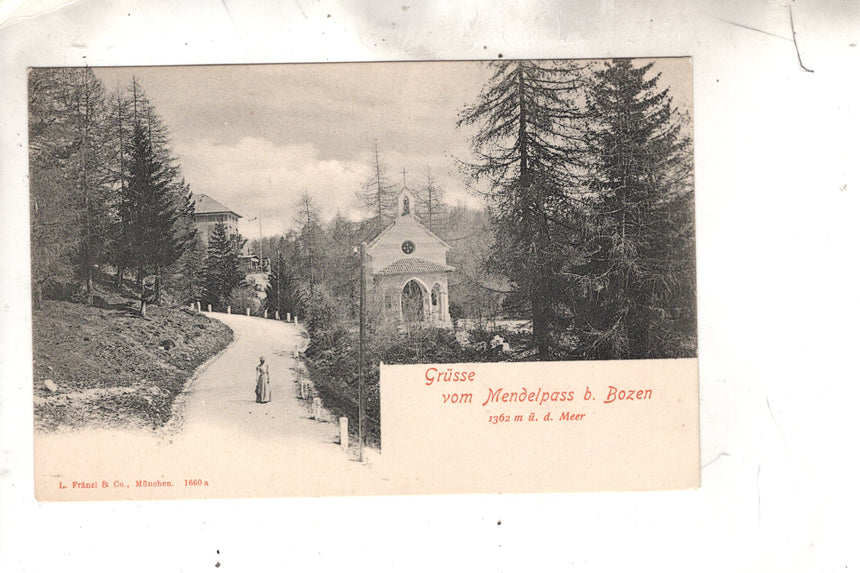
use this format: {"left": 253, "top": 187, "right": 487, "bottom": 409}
{"left": 294, "top": 315, "right": 298, "bottom": 324}
{"left": 339, "top": 417, "right": 349, "bottom": 450}
{"left": 264, "top": 309, "right": 268, "bottom": 319}
{"left": 227, "top": 306, "right": 231, "bottom": 314}
{"left": 287, "top": 312, "right": 291, "bottom": 322}
{"left": 275, "top": 310, "right": 279, "bottom": 320}
{"left": 358, "top": 241, "right": 367, "bottom": 461}
{"left": 196, "top": 301, "right": 200, "bottom": 312}
{"left": 312, "top": 397, "right": 322, "bottom": 420}
{"left": 207, "top": 303, "right": 211, "bottom": 312}
{"left": 246, "top": 308, "right": 250, "bottom": 316}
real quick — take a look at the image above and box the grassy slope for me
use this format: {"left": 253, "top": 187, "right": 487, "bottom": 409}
{"left": 32, "top": 290, "right": 233, "bottom": 432}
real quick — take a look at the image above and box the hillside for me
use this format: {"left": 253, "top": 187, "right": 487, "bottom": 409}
{"left": 32, "top": 289, "right": 233, "bottom": 432}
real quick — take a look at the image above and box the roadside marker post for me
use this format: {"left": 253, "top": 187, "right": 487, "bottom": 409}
{"left": 339, "top": 417, "right": 349, "bottom": 450}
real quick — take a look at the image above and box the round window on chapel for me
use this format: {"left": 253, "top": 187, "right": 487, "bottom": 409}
{"left": 401, "top": 240, "right": 415, "bottom": 254}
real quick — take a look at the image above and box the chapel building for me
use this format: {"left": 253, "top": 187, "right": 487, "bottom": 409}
{"left": 366, "top": 188, "right": 453, "bottom": 325}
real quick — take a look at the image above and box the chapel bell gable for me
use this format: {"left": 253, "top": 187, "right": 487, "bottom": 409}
{"left": 397, "top": 188, "right": 417, "bottom": 220}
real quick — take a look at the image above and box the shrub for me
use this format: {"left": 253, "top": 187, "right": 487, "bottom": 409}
{"left": 226, "top": 283, "right": 262, "bottom": 315}
{"left": 303, "top": 323, "right": 511, "bottom": 447}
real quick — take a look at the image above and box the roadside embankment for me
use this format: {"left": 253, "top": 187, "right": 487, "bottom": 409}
{"left": 33, "top": 298, "right": 233, "bottom": 432}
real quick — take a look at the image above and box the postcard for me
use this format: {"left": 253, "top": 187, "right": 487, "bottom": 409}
{"left": 30, "top": 58, "right": 698, "bottom": 500}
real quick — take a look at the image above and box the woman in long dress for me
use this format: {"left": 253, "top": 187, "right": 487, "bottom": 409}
{"left": 255, "top": 356, "right": 271, "bottom": 403}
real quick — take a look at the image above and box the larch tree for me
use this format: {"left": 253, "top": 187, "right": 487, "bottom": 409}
{"left": 571, "top": 59, "right": 695, "bottom": 359}
{"left": 458, "top": 60, "right": 587, "bottom": 359}
{"left": 29, "top": 68, "right": 78, "bottom": 306}
{"left": 324, "top": 211, "right": 361, "bottom": 319}
{"left": 356, "top": 140, "right": 397, "bottom": 231}
{"left": 66, "top": 68, "right": 114, "bottom": 303}
{"left": 294, "top": 189, "right": 324, "bottom": 298}
{"left": 28, "top": 68, "right": 114, "bottom": 305}
{"left": 105, "top": 85, "right": 133, "bottom": 287}
{"left": 417, "top": 170, "right": 446, "bottom": 232}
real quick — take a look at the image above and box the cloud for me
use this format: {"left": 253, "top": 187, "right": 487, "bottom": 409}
{"left": 179, "top": 137, "right": 366, "bottom": 237}
{"left": 96, "top": 63, "right": 495, "bottom": 234}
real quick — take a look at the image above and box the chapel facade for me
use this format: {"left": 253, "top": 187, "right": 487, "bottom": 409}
{"left": 365, "top": 188, "right": 453, "bottom": 325}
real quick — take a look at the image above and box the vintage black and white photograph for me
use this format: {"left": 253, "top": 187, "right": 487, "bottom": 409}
{"left": 29, "top": 58, "right": 696, "bottom": 498}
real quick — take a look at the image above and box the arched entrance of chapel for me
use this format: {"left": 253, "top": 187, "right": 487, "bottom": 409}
{"left": 401, "top": 279, "right": 426, "bottom": 322}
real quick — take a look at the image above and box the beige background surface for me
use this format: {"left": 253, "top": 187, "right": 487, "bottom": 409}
{"left": 380, "top": 359, "right": 699, "bottom": 494}
{"left": 2, "top": 0, "right": 858, "bottom": 572}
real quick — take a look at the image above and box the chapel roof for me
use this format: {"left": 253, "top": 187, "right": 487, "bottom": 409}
{"left": 374, "top": 258, "right": 454, "bottom": 276}
{"left": 365, "top": 217, "right": 452, "bottom": 251}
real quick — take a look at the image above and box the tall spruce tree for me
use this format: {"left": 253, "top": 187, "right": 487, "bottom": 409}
{"left": 110, "top": 78, "right": 200, "bottom": 307}
{"left": 571, "top": 59, "right": 695, "bottom": 358}
{"left": 202, "top": 222, "right": 244, "bottom": 310}
{"left": 458, "top": 60, "right": 586, "bottom": 359}
{"left": 122, "top": 119, "right": 183, "bottom": 311}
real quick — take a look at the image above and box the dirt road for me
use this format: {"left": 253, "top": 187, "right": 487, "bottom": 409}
{"left": 35, "top": 313, "right": 386, "bottom": 500}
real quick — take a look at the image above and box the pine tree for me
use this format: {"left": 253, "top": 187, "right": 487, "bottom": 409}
{"left": 458, "top": 60, "right": 586, "bottom": 359}
{"left": 202, "top": 222, "right": 244, "bottom": 310}
{"left": 356, "top": 140, "right": 396, "bottom": 230}
{"left": 571, "top": 59, "right": 695, "bottom": 359}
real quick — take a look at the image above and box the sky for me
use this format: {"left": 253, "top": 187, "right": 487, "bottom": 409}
{"left": 94, "top": 59, "right": 691, "bottom": 239}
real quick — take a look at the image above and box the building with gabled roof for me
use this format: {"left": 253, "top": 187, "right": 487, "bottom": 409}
{"left": 366, "top": 186, "right": 453, "bottom": 324}
{"left": 192, "top": 193, "right": 242, "bottom": 246}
